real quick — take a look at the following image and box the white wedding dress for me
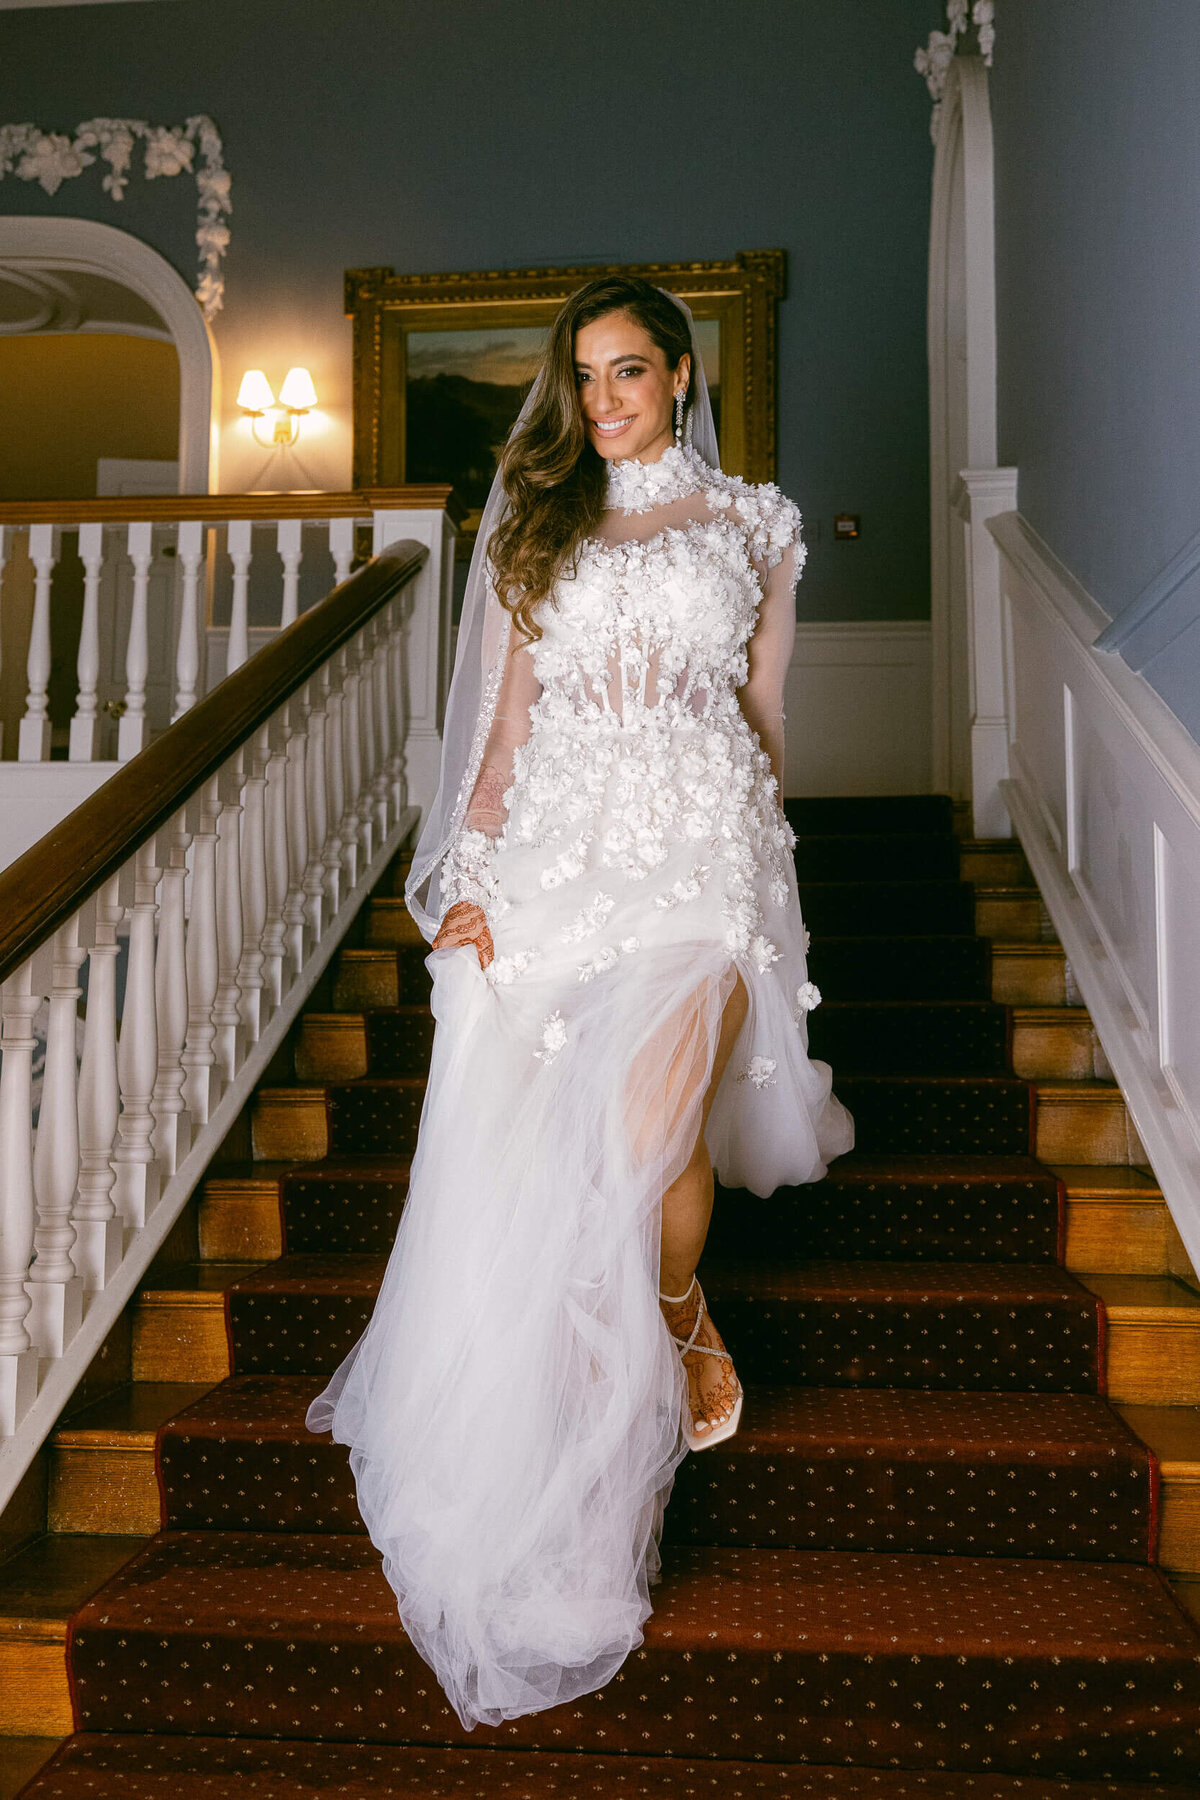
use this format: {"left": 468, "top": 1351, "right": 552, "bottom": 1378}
{"left": 307, "top": 441, "right": 853, "bottom": 1730}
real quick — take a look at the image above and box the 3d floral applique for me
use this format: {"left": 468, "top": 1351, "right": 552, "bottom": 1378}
{"left": 654, "top": 865, "right": 710, "bottom": 910}
{"left": 577, "top": 947, "right": 619, "bottom": 984}
{"left": 484, "top": 949, "right": 539, "bottom": 987}
{"left": 738, "top": 1056, "right": 778, "bottom": 1090}
{"left": 442, "top": 828, "right": 508, "bottom": 920}
{"left": 561, "top": 892, "right": 616, "bottom": 944}
{"left": 577, "top": 937, "right": 640, "bottom": 984}
{"left": 540, "top": 832, "right": 594, "bottom": 890}
{"left": 534, "top": 1011, "right": 568, "bottom": 1065}
{"left": 795, "top": 981, "right": 822, "bottom": 1016}
{"left": 749, "top": 935, "right": 782, "bottom": 974}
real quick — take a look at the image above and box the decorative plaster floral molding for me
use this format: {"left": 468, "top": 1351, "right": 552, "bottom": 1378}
{"left": 0, "top": 115, "right": 231, "bottom": 318}
{"left": 915, "top": 1, "right": 995, "bottom": 141}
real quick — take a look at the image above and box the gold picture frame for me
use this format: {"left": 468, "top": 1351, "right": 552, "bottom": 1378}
{"left": 346, "top": 251, "right": 785, "bottom": 545}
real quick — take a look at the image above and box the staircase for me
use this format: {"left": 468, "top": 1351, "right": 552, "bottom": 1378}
{"left": 5, "top": 794, "right": 1200, "bottom": 1796}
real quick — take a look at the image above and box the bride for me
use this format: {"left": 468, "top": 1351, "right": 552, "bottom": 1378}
{"left": 307, "top": 275, "right": 853, "bottom": 1731}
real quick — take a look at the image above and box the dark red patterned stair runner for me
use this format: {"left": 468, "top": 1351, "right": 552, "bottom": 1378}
{"left": 21, "top": 793, "right": 1200, "bottom": 1797}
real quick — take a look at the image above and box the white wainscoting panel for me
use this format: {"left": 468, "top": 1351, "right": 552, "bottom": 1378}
{"left": 990, "top": 510, "right": 1200, "bottom": 1273}
{"left": 784, "top": 621, "right": 931, "bottom": 797}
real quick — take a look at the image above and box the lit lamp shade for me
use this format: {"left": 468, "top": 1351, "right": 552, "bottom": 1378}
{"left": 280, "top": 367, "right": 318, "bottom": 411}
{"left": 236, "top": 369, "right": 275, "bottom": 414}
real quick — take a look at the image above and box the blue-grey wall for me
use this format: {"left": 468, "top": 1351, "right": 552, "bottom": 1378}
{"left": 991, "top": 0, "right": 1200, "bottom": 735}
{"left": 2, "top": 0, "right": 940, "bottom": 622}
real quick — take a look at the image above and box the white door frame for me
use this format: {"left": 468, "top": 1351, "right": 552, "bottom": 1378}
{"left": 0, "top": 216, "right": 218, "bottom": 492}
{"left": 927, "top": 55, "right": 998, "bottom": 799}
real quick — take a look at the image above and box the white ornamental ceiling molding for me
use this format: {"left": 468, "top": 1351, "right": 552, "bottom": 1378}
{"left": 915, "top": 1, "right": 995, "bottom": 141}
{"left": 0, "top": 114, "right": 230, "bottom": 318}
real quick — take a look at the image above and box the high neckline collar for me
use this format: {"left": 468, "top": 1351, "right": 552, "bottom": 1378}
{"left": 603, "top": 441, "right": 710, "bottom": 514}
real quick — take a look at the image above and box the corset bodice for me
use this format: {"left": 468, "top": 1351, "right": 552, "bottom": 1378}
{"left": 530, "top": 518, "right": 761, "bottom": 728}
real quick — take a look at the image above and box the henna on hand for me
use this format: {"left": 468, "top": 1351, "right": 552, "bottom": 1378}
{"left": 433, "top": 900, "right": 494, "bottom": 970}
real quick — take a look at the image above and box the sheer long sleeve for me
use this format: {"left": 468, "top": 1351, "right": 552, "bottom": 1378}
{"left": 740, "top": 538, "right": 801, "bottom": 796}
{"left": 441, "top": 635, "right": 542, "bottom": 919}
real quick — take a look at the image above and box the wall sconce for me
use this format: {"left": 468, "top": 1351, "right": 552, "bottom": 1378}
{"left": 236, "top": 367, "right": 318, "bottom": 448}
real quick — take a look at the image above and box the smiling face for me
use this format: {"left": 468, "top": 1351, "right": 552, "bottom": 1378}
{"left": 573, "top": 310, "right": 690, "bottom": 465}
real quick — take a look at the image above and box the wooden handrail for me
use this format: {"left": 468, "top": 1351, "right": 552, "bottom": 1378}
{"left": 0, "top": 540, "right": 427, "bottom": 985}
{"left": 0, "top": 485, "right": 467, "bottom": 526}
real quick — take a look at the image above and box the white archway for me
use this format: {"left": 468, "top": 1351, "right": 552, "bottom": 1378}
{"left": 0, "top": 216, "right": 218, "bottom": 492}
{"left": 927, "top": 56, "right": 998, "bottom": 799}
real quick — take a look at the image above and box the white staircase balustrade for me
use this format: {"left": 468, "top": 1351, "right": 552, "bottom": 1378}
{"left": 0, "top": 490, "right": 460, "bottom": 872}
{"left": 0, "top": 543, "right": 429, "bottom": 1508}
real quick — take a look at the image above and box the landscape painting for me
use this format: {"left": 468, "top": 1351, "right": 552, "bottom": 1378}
{"left": 347, "top": 254, "right": 783, "bottom": 538}
{"left": 403, "top": 320, "right": 722, "bottom": 516}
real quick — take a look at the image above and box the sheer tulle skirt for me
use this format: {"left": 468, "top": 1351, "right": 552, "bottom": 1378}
{"left": 308, "top": 848, "right": 852, "bottom": 1729}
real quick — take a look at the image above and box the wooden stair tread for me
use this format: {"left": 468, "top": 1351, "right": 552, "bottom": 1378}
{"left": 71, "top": 1529, "right": 1200, "bottom": 1658}
{"left": 53, "top": 1383, "right": 212, "bottom": 1447}
{"left": 16, "top": 1737, "right": 1200, "bottom": 1799}
{"left": 1116, "top": 1403, "right": 1200, "bottom": 1474}
{"left": 0, "top": 1535, "right": 145, "bottom": 1639}
{"left": 1053, "top": 1165, "right": 1162, "bottom": 1196}
{"left": 0, "top": 1738, "right": 62, "bottom": 1799}
{"left": 1082, "top": 1273, "right": 1200, "bottom": 1321}
{"left": 138, "top": 1261, "right": 264, "bottom": 1299}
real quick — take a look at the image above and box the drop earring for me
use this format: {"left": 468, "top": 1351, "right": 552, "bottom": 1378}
{"left": 674, "top": 390, "right": 685, "bottom": 445}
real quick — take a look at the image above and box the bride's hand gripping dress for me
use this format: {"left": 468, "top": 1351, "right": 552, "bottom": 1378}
{"left": 307, "top": 441, "right": 853, "bottom": 1731}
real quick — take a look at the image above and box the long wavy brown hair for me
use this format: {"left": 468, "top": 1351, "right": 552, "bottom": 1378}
{"left": 488, "top": 276, "right": 694, "bottom": 642}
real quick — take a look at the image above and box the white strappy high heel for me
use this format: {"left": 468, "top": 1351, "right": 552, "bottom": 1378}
{"left": 659, "top": 1274, "right": 743, "bottom": 1452}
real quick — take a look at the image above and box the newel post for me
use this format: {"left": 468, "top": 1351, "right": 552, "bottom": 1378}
{"left": 373, "top": 506, "right": 455, "bottom": 817}
{"left": 956, "top": 468, "right": 1019, "bottom": 840}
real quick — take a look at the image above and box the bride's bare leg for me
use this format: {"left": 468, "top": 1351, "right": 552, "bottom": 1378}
{"left": 659, "top": 973, "right": 748, "bottom": 1437}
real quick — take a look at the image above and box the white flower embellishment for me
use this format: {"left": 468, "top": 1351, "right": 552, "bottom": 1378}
{"left": 795, "top": 981, "right": 822, "bottom": 1014}
{"left": 561, "top": 891, "right": 615, "bottom": 944}
{"left": 749, "top": 935, "right": 782, "bottom": 974}
{"left": 534, "top": 1011, "right": 568, "bottom": 1065}
{"left": 738, "top": 1056, "right": 777, "bottom": 1091}
{"left": 485, "top": 948, "right": 539, "bottom": 987}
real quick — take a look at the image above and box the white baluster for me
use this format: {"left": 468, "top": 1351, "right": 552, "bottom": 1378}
{"left": 260, "top": 718, "right": 291, "bottom": 1010}
{"left": 278, "top": 517, "right": 303, "bottom": 628}
{"left": 73, "top": 880, "right": 124, "bottom": 1290}
{"left": 367, "top": 617, "right": 392, "bottom": 844}
{"left": 354, "top": 624, "right": 379, "bottom": 865}
{"left": 212, "top": 759, "right": 246, "bottom": 1083}
{"left": 118, "top": 521, "right": 153, "bottom": 761}
{"left": 173, "top": 519, "right": 205, "bottom": 720}
{"left": 322, "top": 660, "right": 346, "bottom": 918}
{"left": 283, "top": 706, "right": 310, "bottom": 973}
{"left": 386, "top": 593, "right": 409, "bottom": 817}
{"left": 226, "top": 519, "right": 253, "bottom": 675}
{"left": 0, "top": 963, "right": 41, "bottom": 1432}
{"left": 301, "top": 677, "right": 329, "bottom": 942}
{"left": 151, "top": 814, "right": 192, "bottom": 1175}
{"left": 28, "top": 920, "right": 85, "bottom": 1357}
{"left": 113, "top": 840, "right": 162, "bottom": 1229}
{"left": 19, "top": 523, "right": 58, "bottom": 761}
{"left": 339, "top": 646, "right": 363, "bottom": 890}
{"left": 237, "top": 730, "right": 269, "bottom": 1042}
{"left": 69, "top": 522, "right": 105, "bottom": 762}
{"left": 329, "top": 516, "right": 355, "bottom": 586}
{"left": 181, "top": 779, "right": 222, "bottom": 1123}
